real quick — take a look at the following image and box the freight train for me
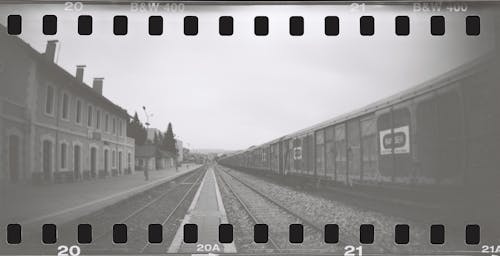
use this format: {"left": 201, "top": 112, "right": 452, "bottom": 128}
{"left": 219, "top": 56, "right": 500, "bottom": 197}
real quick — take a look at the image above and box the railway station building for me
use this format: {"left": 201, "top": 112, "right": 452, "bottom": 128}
{"left": 0, "top": 26, "right": 135, "bottom": 184}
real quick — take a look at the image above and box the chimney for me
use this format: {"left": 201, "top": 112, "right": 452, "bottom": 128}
{"left": 75, "top": 65, "right": 86, "bottom": 83}
{"left": 92, "top": 78, "right": 104, "bottom": 95}
{"left": 44, "top": 40, "right": 59, "bottom": 62}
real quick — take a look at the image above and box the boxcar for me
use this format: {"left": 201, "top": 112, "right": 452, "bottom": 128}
{"left": 219, "top": 55, "right": 500, "bottom": 194}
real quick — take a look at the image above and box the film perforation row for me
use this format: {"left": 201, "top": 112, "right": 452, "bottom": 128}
{"left": 5, "top": 223, "right": 481, "bottom": 245}
{"left": 6, "top": 15, "right": 481, "bottom": 36}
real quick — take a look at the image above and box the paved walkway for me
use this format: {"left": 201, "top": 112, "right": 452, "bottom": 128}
{"left": 0, "top": 164, "right": 201, "bottom": 231}
{"left": 168, "top": 167, "right": 236, "bottom": 254}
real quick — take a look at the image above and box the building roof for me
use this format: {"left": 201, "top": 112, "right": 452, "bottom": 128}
{"left": 0, "top": 24, "right": 129, "bottom": 118}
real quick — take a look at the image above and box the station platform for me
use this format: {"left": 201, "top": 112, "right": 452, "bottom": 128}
{"left": 168, "top": 167, "right": 236, "bottom": 254}
{"left": 0, "top": 164, "right": 201, "bottom": 232}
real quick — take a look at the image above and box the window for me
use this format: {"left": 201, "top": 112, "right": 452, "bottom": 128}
{"left": 45, "top": 86, "right": 54, "bottom": 115}
{"left": 96, "top": 109, "right": 101, "bottom": 129}
{"left": 60, "top": 143, "right": 67, "bottom": 169}
{"left": 105, "top": 114, "right": 109, "bottom": 132}
{"left": 112, "top": 150, "right": 116, "bottom": 167}
{"left": 75, "top": 99, "right": 82, "bottom": 124}
{"left": 112, "top": 118, "right": 116, "bottom": 134}
{"left": 87, "top": 105, "right": 93, "bottom": 127}
{"left": 61, "top": 93, "right": 69, "bottom": 120}
{"left": 118, "top": 119, "right": 123, "bottom": 136}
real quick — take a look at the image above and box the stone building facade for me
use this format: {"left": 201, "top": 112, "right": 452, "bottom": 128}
{"left": 0, "top": 26, "right": 135, "bottom": 184}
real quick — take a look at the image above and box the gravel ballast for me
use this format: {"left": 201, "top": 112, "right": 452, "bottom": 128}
{"left": 219, "top": 166, "right": 474, "bottom": 254}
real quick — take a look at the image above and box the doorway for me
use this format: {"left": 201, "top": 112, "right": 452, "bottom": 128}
{"left": 8, "top": 135, "right": 21, "bottom": 183}
{"left": 118, "top": 151, "right": 123, "bottom": 175}
{"left": 74, "top": 145, "right": 81, "bottom": 179}
{"left": 42, "top": 140, "right": 53, "bottom": 181}
{"left": 104, "top": 149, "right": 109, "bottom": 174}
{"left": 90, "top": 147, "right": 97, "bottom": 178}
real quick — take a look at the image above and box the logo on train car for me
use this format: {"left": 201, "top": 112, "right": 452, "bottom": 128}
{"left": 293, "top": 147, "right": 302, "bottom": 160}
{"left": 379, "top": 126, "right": 410, "bottom": 155}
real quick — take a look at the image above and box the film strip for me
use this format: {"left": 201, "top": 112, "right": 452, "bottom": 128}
{"left": 2, "top": 223, "right": 484, "bottom": 244}
{"left": 4, "top": 13, "right": 483, "bottom": 36}
{"left": 1, "top": 1, "right": 500, "bottom": 256}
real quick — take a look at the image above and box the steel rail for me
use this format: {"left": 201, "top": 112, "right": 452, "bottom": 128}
{"left": 92, "top": 167, "right": 204, "bottom": 243}
{"left": 219, "top": 166, "right": 391, "bottom": 254}
{"left": 139, "top": 168, "right": 206, "bottom": 253}
{"left": 215, "top": 167, "right": 281, "bottom": 252}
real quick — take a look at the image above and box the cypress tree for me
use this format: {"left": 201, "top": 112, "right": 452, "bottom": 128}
{"left": 163, "top": 122, "right": 178, "bottom": 157}
{"left": 127, "top": 111, "right": 147, "bottom": 145}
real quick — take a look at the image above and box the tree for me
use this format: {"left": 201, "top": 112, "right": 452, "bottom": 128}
{"left": 157, "top": 132, "right": 164, "bottom": 146}
{"left": 153, "top": 132, "right": 159, "bottom": 145}
{"left": 127, "top": 112, "right": 147, "bottom": 145}
{"left": 162, "top": 122, "right": 178, "bottom": 157}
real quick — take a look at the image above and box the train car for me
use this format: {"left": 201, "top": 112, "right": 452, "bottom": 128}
{"left": 219, "top": 54, "right": 500, "bottom": 195}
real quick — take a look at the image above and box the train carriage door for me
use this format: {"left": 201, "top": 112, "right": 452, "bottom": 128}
{"left": 298, "top": 138, "right": 305, "bottom": 174}
{"left": 271, "top": 144, "right": 276, "bottom": 172}
{"left": 347, "top": 119, "right": 362, "bottom": 184}
{"left": 303, "top": 135, "right": 313, "bottom": 175}
{"left": 377, "top": 108, "right": 412, "bottom": 183}
{"left": 462, "top": 73, "right": 500, "bottom": 188}
{"left": 361, "top": 115, "right": 378, "bottom": 183}
{"left": 315, "top": 130, "right": 325, "bottom": 177}
{"left": 293, "top": 138, "right": 302, "bottom": 173}
{"left": 377, "top": 111, "right": 394, "bottom": 179}
{"left": 278, "top": 141, "right": 284, "bottom": 175}
{"left": 392, "top": 108, "right": 412, "bottom": 182}
{"left": 325, "top": 126, "right": 336, "bottom": 180}
{"left": 288, "top": 140, "right": 294, "bottom": 173}
{"left": 335, "top": 124, "right": 347, "bottom": 184}
{"left": 282, "top": 139, "right": 292, "bottom": 174}
{"left": 436, "top": 90, "right": 463, "bottom": 184}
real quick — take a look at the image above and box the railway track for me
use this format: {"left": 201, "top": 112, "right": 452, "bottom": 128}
{"left": 4, "top": 167, "right": 207, "bottom": 255}
{"left": 217, "top": 165, "right": 390, "bottom": 255}
{"left": 28, "top": 166, "right": 207, "bottom": 255}
{"left": 86, "top": 166, "right": 206, "bottom": 254}
{"left": 139, "top": 168, "right": 206, "bottom": 254}
{"left": 217, "top": 166, "right": 380, "bottom": 255}
{"left": 216, "top": 167, "right": 281, "bottom": 253}
{"left": 225, "top": 166, "right": 481, "bottom": 253}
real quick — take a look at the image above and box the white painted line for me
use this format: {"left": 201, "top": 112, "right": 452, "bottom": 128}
{"left": 167, "top": 168, "right": 210, "bottom": 253}
{"left": 21, "top": 166, "right": 200, "bottom": 227}
{"left": 212, "top": 168, "right": 237, "bottom": 253}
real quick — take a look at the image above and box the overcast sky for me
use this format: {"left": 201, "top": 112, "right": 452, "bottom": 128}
{"left": 0, "top": 3, "right": 495, "bottom": 150}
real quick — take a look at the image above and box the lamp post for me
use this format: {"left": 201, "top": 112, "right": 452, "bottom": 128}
{"left": 142, "top": 106, "right": 153, "bottom": 130}
{"left": 142, "top": 106, "right": 153, "bottom": 181}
